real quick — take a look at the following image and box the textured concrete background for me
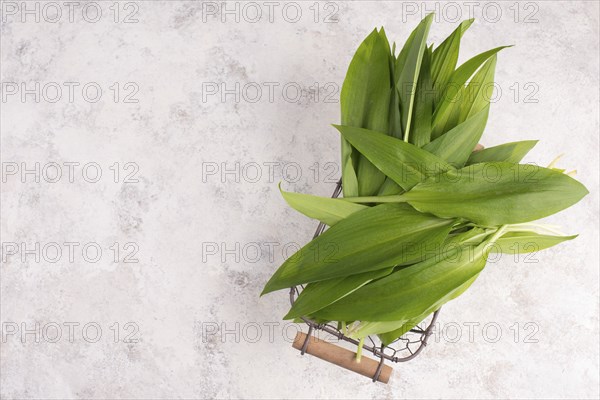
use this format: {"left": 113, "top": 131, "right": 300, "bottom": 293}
{"left": 0, "top": 1, "right": 598, "bottom": 398}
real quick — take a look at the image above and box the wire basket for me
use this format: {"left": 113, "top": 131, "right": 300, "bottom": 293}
{"left": 288, "top": 179, "right": 440, "bottom": 383}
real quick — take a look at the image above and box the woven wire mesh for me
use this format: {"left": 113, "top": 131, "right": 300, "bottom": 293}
{"left": 288, "top": 179, "right": 440, "bottom": 377}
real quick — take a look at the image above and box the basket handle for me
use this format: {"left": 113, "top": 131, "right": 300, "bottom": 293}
{"left": 292, "top": 332, "right": 393, "bottom": 383}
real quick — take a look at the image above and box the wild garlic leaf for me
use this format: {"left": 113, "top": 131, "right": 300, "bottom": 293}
{"left": 340, "top": 28, "right": 393, "bottom": 196}
{"left": 371, "top": 240, "right": 487, "bottom": 343}
{"left": 423, "top": 105, "right": 490, "bottom": 167}
{"left": 387, "top": 30, "right": 402, "bottom": 141}
{"left": 284, "top": 267, "right": 394, "bottom": 320}
{"left": 377, "top": 273, "right": 479, "bottom": 344}
{"left": 431, "top": 18, "right": 474, "bottom": 101}
{"left": 360, "top": 231, "right": 488, "bottom": 342}
{"left": 341, "top": 29, "right": 382, "bottom": 134}
{"left": 431, "top": 84, "right": 466, "bottom": 139}
{"left": 377, "top": 316, "right": 429, "bottom": 345}
{"left": 357, "top": 29, "right": 394, "bottom": 196}
{"left": 376, "top": 177, "right": 403, "bottom": 196}
{"left": 378, "top": 30, "right": 404, "bottom": 194}
{"left": 333, "top": 124, "right": 454, "bottom": 190}
{"left": 459, "top": 55, "right": 497, "bottom": 122}
{"left": 351, "top": 319, "right": 415, "bottom": 341}
{"left": 395, "top": 17, "right": 420, "bottom": 77}
{"left": 404, "top": 162, "right": 589, "bottom": 225}
{"left": 432, "top": 46, "right": 510, "bottom": 133}
{"left": 388, "top": 87, "right": 402, "bottom": 140}
{"left": 340, "top": 144, "right": 359, "bottom": 198}
{"left": 409, "top": 46, "right": 434, "bottom": 148}
{"left": 491, "top": 231, "right": 577, "bottom": 254}
{"left": 261, "top": 203, "right": 454, "bottom": 295}
{"left": 312, "top": 243, "right": 488, "bottom": 322}
{"left": 379, "top": 16, "right": 433, "bottom": 192}
{"left": 379, "top": 27, "right": 395, "bottom": 79}
{"left": 339, "top": 29, "right": 381, "bottom": 197}
{"left": 432, "top": 54, "right": 496, "bottom": 138}
{"left": 466, "top": 140, "right": 538, "bottom": 165}
{"left": 280, "top": 186, "right": 367, "bottom": 226}
{"left": 396, "top": 13, "right": 433, "bottom": 142}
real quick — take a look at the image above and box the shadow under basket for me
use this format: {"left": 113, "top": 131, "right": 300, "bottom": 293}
{"left": 288, "top": 179, "right": 440, "bottom": 384}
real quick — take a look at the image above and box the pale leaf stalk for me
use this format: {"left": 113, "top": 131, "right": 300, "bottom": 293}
{"left": 504, "top": 222, "right": 566, "bottom": 236}
{"left": 355, "top": 337, "right": 365, "bottom": 362}
{"left": 547, "top": 154, "right": 564, "bottom": 169}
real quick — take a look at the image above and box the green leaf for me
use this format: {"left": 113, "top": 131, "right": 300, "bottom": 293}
{"left": 341, "top": 29, "right": 384, "bottom": 131}
{"left": 334, "top": 124, "right": 454, "bottom": 190}
{"left": 388, "top": 87, "right": 402, "bottom": 140}
{"left": 492, "top": 231, "right": 577, "bottom": 254}
{"left": 409, "top": 47, "right": 434, "bottom": 147}
{"left": 432, "top": 55, "right": 496, "bottom": 138}
{"left": 280, "top": 186, "right": 367, "bottom": 226}
{"left": 353, "top": 319, "right": 414, "bottom": 341}
{"left": 423, "top": 105, "right": 490, "bottom": 167}
{"left": 377, "top": 272, "right": 479, "bottom": 344}
{"left": 459, "top": 55, "right": 497, "bottom": 122}
{"left": 357, "top": 30, "right": 394, "bottom": 196}
{"left": 340, "top": 144, "right": 359, "bottom": 198}
{"left": 403, "top": 162, "right": 589, "bottom": 225}
{"left": 432, "top": 46, "right": 510, "bottom": 135}
{"left": 340, "top": 28, "right": 393, "bottom": 196}
{"left": 379, "top": 27, "right": 395, "bottom": 78}
{"left": 284, "top": 267, "right": 394, "bottom": 320}
{"left": 377, "top": 319, "right": 422, "bottom": 345}
{"left": 432, "top": 84, "right": 465, "bottom": 138}
{"left": 261, "top": 203, "right": 454, "bottom": 295}
{"left": 371, "top": 15, "right": 433, "bottom": 193}
{"left": 377, "top": 177, "right": 403, "bottom": 196}
{"left": 378, "top": 86, "right": 404, "bottom": 196}
{"left": 466, "top": 140, "right": 538, "bottom": 165}
{"left": 375, "top": 228, "right": 491, "bottom": 343}
{"left": 395, "top": 21, "right": 418, "bottom": 74}
{"left": 374, "top": 229, "right": 490, "bottom": 343}
{"left": 386, "top": 32, "right": 402, "bottom": 141}
{"left": 379, "top": 30, "right": 404, "bottom": 194}
{"left": 313, "top": 242, "right": 488, "bottom": 322}
{"left": 396, "top": 14, "right": 433, "bottom": 142}
{"left": 431, "top": 19, "right": 474, "bottom": 100}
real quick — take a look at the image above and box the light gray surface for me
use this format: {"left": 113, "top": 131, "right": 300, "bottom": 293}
{"left": 0, "top": 1, "right": 598, "bottom": 398}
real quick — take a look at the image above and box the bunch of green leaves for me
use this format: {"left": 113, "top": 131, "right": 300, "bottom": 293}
{"left": 261, "top": 15, "right": 588, "bottom": 349}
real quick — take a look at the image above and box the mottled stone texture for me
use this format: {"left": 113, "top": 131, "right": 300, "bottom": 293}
{"left": 0, "top": 1, "right": 598, "bottom": 398}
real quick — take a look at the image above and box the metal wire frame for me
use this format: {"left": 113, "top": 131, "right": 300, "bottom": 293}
{"left": 288, "top": 179, "right": 440, "bottom": 381}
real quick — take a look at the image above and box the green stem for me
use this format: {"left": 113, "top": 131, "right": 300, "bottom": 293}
{"left": 356, "top": 337, "right": 365, "bottom": 362}
{"left": 457, "top": 229, "right": 497, "bottom": 245}
{"left": 503, "top": 222, "right": 565, "bottom": 236}
{"left": 467, "top": 226, "right": 506, "bottom": 261}
{"left": 487, "top": 225, "right": 507, "bottom": 245}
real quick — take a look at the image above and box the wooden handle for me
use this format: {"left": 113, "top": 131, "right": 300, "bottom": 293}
{"left": 292, "top": 332, "right": 393, "bottom": 383}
